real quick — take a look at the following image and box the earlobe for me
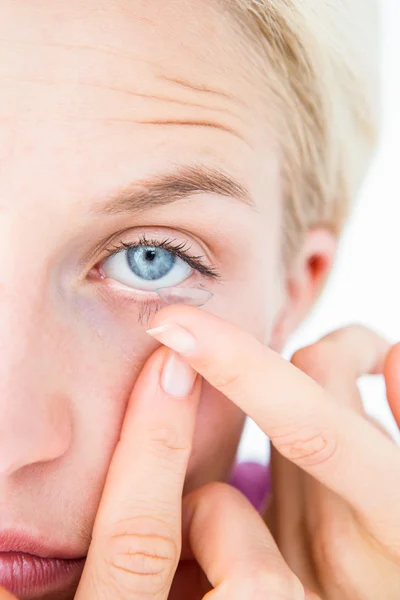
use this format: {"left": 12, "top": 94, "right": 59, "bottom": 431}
{"left": 270, "top": 228, "right": 337, "bottom": 351}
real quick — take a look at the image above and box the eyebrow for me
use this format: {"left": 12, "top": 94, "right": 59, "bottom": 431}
{"left": 91, "top": 165, "right": 255, "bottom": 216}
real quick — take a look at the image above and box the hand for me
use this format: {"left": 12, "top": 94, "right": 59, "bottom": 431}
{"left": 147, "top": 306, "right": 400, "bottom": 599}
{"left": 0, "top": 345, "right": 306, "bottom": 600}
{"left": 264, "top": 328, "right": 400, "bottom": 600}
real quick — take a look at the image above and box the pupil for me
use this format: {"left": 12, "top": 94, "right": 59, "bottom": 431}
{"left": 146, "top": 250, "right": 156, "bottom": 262}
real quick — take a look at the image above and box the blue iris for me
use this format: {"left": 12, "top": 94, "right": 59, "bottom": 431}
{"left": 126, "top": 246, "right": 176, "bottom": 281}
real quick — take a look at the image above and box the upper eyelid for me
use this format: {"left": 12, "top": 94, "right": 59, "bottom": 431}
{"left": 84, "top": 223, "right": 217, "bottom": 266}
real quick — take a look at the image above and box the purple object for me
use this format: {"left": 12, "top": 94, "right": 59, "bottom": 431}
{"left": 229, "top": 461, "right": 271, "bottom": 512}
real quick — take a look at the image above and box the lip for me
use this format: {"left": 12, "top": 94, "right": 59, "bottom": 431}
{"left": 0, "top": 531, "right": 86, "bottom": 599}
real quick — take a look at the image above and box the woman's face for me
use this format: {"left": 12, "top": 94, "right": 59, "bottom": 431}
{"left": 1, "top": 0, "right": 286, "bottom": 571}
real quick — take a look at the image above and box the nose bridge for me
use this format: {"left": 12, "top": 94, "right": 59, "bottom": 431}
{"left": 0, "top": 237, "right": 47, "bottom": 371}
{"left": 0, "top": 245, "right": 72, "bottom": 475}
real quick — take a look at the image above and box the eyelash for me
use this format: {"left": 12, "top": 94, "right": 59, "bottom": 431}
{"left": 104, "top": 234, "right": 221, "bottom": 281}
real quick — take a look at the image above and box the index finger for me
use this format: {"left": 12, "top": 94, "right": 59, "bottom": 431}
{"left": 147, "top": 306, "right": 400, "bottom": 528}
{"left": 76, "top": 346, "right": 201, "bottom": 600}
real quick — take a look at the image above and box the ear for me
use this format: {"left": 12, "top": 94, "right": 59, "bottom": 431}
{"left": 270, "top": 228, "right": 337, "bottom": 351}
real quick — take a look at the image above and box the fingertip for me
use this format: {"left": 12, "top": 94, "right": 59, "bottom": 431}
{"left": 384, "top": 343, "right": 400, "bottom": 426}
{"left": 160, "top": 350, "right": 198, "bottom": 398}
{"left": 384, "top": 343, "right": 400, "bottom": 385}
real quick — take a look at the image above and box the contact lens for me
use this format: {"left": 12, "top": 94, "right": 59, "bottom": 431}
{"left": 156, "top": 287, "right": 213, "bottom": 307}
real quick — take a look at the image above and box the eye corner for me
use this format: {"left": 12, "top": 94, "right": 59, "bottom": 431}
{"left": 87, "top": 265, "right": 106, "bottom": 282}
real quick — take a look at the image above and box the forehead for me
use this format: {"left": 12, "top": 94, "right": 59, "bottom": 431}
{"left": 0, "top": 0, "right": 279, "bottom": 220}
{"left": 0, "top": 0, "right": 255, "bottom": 118}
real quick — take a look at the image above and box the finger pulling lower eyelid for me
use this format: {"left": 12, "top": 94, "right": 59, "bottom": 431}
{"left": 146, "top": 287, "right": 211, "bottom": 351}
{"left": 156, "top": 286, "right": 213, "bottom": 307}
{"left": 146, "top": 324, "right": 198, "bottom": 355}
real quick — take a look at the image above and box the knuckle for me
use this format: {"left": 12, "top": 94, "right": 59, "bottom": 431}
{"left": 147, "top": 425, "right": 190, "bottom": 462}
{"left": 291, "top": 343, "right": 335, "bottom": 385}
{"left": 100, "top": 516, "right": 179, "bottom": 597}
{"left": 292, "top": 324, "right": 385, "bottom": 386}
{"left": 272, "top": 425, "right": 338, "bottom": 468}
{"left": 211, "top": 366, "right": 243, "bottom": 394}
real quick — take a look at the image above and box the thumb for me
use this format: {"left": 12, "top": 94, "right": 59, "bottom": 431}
{"left": 76, "top": 347, "right": 201, "bottom": 600}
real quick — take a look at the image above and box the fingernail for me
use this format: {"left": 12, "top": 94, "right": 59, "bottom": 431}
{"left": 146, "top": 324, "right": 197, "bottom": 356}
{"left": 161, "top": 351, "right": 197, "bottom": 397}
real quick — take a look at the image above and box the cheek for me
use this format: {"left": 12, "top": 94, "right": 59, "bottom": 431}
{"left": 71, "top": 284, "right": 160, "bottom": 358}
{"left": 57, "top": 297, "right": 160, "bottom": 511}
{"left": 64, "top": 299, "right": 246, "bottom": 498}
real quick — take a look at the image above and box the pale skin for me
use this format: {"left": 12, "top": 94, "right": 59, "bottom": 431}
{"left": 2, "top": 321, "right": 400, "bottom": 599}
{"left": 1, "top": 0, "right": 397, "bottom": 599}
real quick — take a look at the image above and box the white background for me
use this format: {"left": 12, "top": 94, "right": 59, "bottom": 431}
{"left": 239, "top": 0, "right": 400, "bottom": 463}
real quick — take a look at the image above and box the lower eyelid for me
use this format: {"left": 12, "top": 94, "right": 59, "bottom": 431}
{"left": 102, "top": 278, "right": 162, "bottom": 299}
{"left": 93, "top": 276, "right": 164, "bottom": 318}
{"left": 104, "top": 280, "right": 170, "bottom": 326}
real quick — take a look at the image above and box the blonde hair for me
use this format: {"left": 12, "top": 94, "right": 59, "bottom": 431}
{"left": 229, "top": 0, "right": 380, "bottom": 259}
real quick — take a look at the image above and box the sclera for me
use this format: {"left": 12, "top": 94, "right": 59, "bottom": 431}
{"left": 156, "top": 287, "right": 213, "bottom": 307}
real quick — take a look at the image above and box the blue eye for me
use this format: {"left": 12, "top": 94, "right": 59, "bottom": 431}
{"left": 101, "top": 244, "right": 193, "bottom": 291}
{"left": 127, "top": 246, "right": 176, "bottom": 281}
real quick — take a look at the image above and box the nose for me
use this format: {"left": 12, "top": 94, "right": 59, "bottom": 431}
{"left": 0, "top": 286, "right": 72, "bottom": 478}
{"left": 0, "top": 389, "right": 72, "bottom": 476}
